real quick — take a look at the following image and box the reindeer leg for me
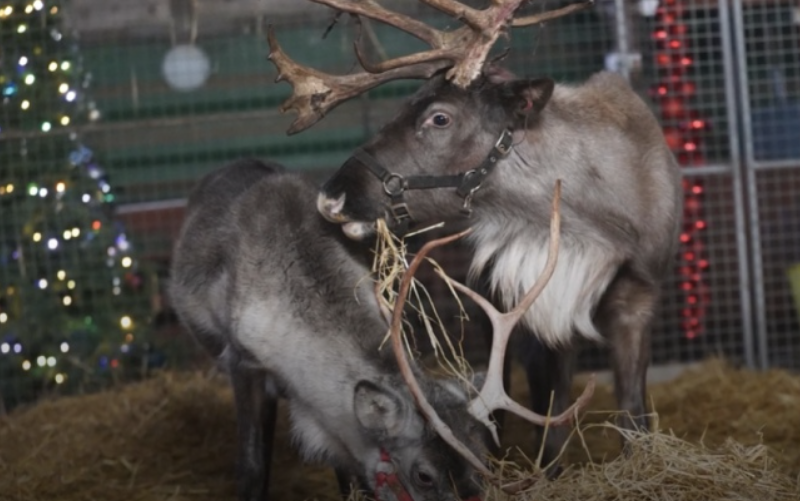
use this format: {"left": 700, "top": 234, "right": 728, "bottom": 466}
{"left": 516, "top": 331, "right": 575, "bottom": 478}
{"left": 596, "top": 271, "right": 657, "bottom": 442}
{"left": 229, "top": 352, "right": 279, "bottom": 501}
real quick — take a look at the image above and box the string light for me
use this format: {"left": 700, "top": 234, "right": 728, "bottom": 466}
{"left": 60, "top": 342, "right": 69, "bottom": 353}
{"left": 67, "top": 280, "right": 76, "bottom": 289}
{"left": 71, "top": 227, "right": 80, "bottom": 237}
{"left": 0, "top": 343, "right": 9, "bottom": 354}
{"left": 22, "top": 360, "right": 31, "bottom": 371}
{"left": 62, "top": 295, "right": 72, "bottom": 306}
{"left": 651, "top": 0, "right": 709, "bottom": 340}
{"left": 120, "top": 316, "right": 132, "bottom": 329}
{"left": 121, "top": 256, "right": 132, "bottom": 268}
{"left": 55, "top": 373, "right": 65, "bottom": 384}
{"left": 47, "top": 238, "right": 59, "bottom": 250}
{"left": 32, "top": 232, "right": 42, "bottom": 242}
{"left": 56, "top": 181, "right": 65, "bottom": 192}
{"left": 0, "top": 312, "right": 7, "bottom": 323}
{"left": 20, "top": 99, "right": 30, "bottom": 110}
{"left": 47, "top": 356, "right": 56, "bottom": 367}
{"left": 36, "top": 355, "right": 46, "bottom": 367}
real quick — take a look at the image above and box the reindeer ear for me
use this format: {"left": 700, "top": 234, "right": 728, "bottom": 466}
{"left": 500, "top": 78, "right": 555, "bottom": 117}
{"left": 354, "top": 381, "right": 409, "bottom": 438}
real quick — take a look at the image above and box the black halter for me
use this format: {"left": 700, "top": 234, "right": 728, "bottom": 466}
{"left": 343, "top": 129, "right": 514, "bottom": 234}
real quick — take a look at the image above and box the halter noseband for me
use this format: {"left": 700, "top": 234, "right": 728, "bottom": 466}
{"left": 344, "top": 129, "right": 514, "bottom": 234}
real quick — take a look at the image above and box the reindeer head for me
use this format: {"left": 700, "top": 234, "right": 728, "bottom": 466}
{"left": 267, "top": 0, "right": 590, "bottom": 238}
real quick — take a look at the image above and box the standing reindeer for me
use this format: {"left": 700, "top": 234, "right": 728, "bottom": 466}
{"left": 169, "top": 159, "right": 498, "bottom": 501}
{"left": 268, "top": 0, "right": 681, "bottom": 472}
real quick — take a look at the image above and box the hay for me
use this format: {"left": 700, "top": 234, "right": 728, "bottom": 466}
{"left": 1, "top": 360, "right": 799, "bottom": 501}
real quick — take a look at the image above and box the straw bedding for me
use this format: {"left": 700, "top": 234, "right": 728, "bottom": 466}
{"left": 1, "top": 358, "right": 799, "bottom": 501}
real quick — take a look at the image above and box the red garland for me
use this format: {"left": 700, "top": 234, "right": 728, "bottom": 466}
{"left": 650, "top": 0, "right": 709, "bottom": 340}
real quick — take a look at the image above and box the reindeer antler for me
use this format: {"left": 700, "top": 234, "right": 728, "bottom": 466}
{"left": 268, "top": 0, "right": 594, "bottom": 134}
{"left": 388, "top": 180, "right": 595, "bottom": 493}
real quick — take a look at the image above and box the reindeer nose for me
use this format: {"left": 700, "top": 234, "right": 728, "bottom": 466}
{"left": 317, "top": 192, "right": 347, "bottom": 222}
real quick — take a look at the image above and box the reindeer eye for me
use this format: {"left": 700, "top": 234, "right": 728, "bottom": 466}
{"left": 429, "top": 112, "right": 451, "bottom": 128}
{"left": 413, "top": 469, "right": 435, "bottom": 488}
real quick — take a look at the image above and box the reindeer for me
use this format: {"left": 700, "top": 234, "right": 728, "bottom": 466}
{"left": 170, "top": 158, "right": 503, "bottom": 501}
{"left": 267, "top": 0, "right": 682, "bottom": 473}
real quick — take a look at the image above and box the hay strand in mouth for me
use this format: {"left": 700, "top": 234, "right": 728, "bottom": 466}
{"left": 371, "top": 218, "right": 473, "bottom": 382}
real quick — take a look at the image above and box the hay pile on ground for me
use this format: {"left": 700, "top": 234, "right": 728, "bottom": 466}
{"left": 1, "top": 359, "right": 799, "bottom": 501}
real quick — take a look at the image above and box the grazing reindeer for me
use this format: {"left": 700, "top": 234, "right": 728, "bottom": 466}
{"left": 169, "top": 159, "right": 496, "bottom": 501}
{"left": 267, "top": 0, "right": 681, "bottom": 473}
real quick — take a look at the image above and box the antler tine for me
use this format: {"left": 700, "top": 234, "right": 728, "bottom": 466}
{"left": 388, "top": 228, "right": 495, "bottom": 481}
{"left": 313, "top": 0, "right": 446, "bottom": 46}
{"left": 267, "top": 26, "right": 448, "bottom": 135}
{"left": 434, "top": 181, "right": 596, "bottom": 442}
{"left": 512, "top": 0, "right": 595, "bottom": 27}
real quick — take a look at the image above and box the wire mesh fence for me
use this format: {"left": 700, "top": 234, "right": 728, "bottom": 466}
{"left": 1, "top": 0, "right": 798, "bottom": 410}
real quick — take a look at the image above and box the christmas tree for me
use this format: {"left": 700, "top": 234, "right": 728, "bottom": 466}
{"left": 0, "top": 0, "right": 152, "bottom": 411}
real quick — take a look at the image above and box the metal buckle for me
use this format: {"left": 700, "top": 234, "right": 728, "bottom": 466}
{"left": 383, "top": 173, "right": 407, "bottom": 197}
{"left": 391, "top": 201, "right": 412, "bottom": 222}
{"left": 494, "top": 130, "right": 512, "bottom": 155}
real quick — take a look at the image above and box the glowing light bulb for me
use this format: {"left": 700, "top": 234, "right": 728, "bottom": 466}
{"left": 22, "top": 360, "right": 31, "bottom": 371}
{"left": 62, "top": 295, "right": 72, "bottom": 306}
{"left": 65, "top": 90, "right": 76, "bottom": 102}
{"left": 38, "top": 187, "right": 48, "bottom": 197}
{"left": 47, "top": 238, "right": 58, "bottom": 250}
{"left": 120, "top": 316, "right": 132, "bottom": 329}
{"left": 47, "top": 356, "right": 56, "bottom": 367}
{"left": 17, "top": 24, "right": 26, "bottom": 33}
{"left": 13, "top": 343, "right": 21, "bottom": 353}
{"left": 58, "top": 83, "right": 68, "bottom": 93}
{"left": 60, "top": 342, "right": 70, "bottom": 353}
{"left": 55, "top": 373, "right": 65, "bottom": 384}
{"left": 63, "top": 230, "right": 72, "bottom": 240}
{"left": 67, "top": 280, "right": 76, "bottom": 289}
{"left": 1, "top": 343, "right": 9, "bottom": 354}
{"left": 33, "top": 0, "right": 43, "bottom": 11}
{"left": 5, "top": 184, "right": 13, "bottom": 193}
{"left": 0, "top": 312, "right": 7, "bottom": 323}
{"left": 28, "top": 184, "right": 37, "bottom": 196}
{"left": 21, "top": 100, "right": 30, "bottom": 110}
{"left": 48, "top": 61, "right": 58, "bottom": 71}
{"left": 41, "top": 122, "right": 52, "bottom": 132}
{"left": 121, "top": 257, "right": 132, "bottom": 268}
{"left": 71, "top": 227, "right": 80, "bottom": 237}
{"left": 25, "top": 4, "right": 33, "bottom": 13}
{"left": 24, "top": 74, "right": 35, "bottom": 85}
{"left": 37, "top": 355, "right": 46, "bottom": 367}
{"left": 60, "top": 116, "right": 70, "bottom": 126}
{"left": 57, "top": 270, "right": 66, "bottom": 280}
{"left": 38, "top": 278, "right": 48, "bottom": 289}
{"left": 82, "top": 193, "right": 91, "bottom": 203}
{"left": 32, "top": 232, "right": 42, "bottom": 242}
{"left": 60, "top": 61, "right": 71, "bottom": 71}
{"left": 18, "top": 56, "right": 28, "bottom": 66}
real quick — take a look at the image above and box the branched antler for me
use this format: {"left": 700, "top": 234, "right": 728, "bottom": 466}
{"left": 268, "top": 0, "right": 594, "bottom": 134}
{"left": 388, "top": 180, "right": 595, "bottom": 493}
